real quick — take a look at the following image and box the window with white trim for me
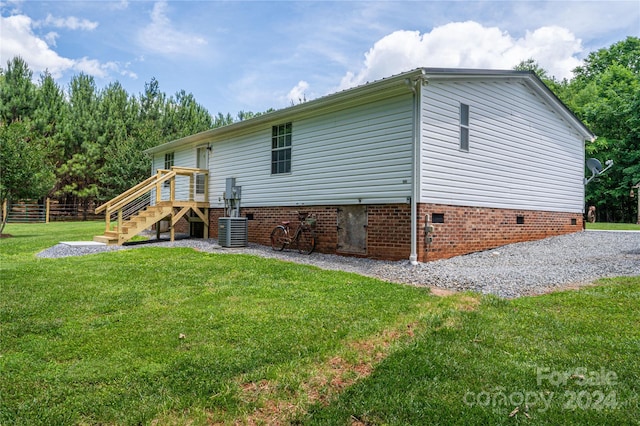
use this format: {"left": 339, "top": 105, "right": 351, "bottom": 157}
{"left": 271, "top": 122, "right": 292, "bottom": 174}
{"left": 164, "top": 152, "right": 174, "bottom": 187}
{"left": 460, "top": 103, "right": 469, "bottom": 151}
{"left": 196, "top": 147, "right": 207, "bottom": 195}
{"left": 164, "top": 152, "right": 175, "bottom": 169}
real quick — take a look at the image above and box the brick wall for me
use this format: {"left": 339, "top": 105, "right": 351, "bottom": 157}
{"left": 209, "top": 206, "right": 338, "bottom": 253}
{"left": 417, "top": 204, "right": 583, "bottom": 262}
{"left": 173, "top": 216, "right": 189, "bottom": 234}
{"left": 207, "top": 203, "right": 583, "bottom": 262}
{"left": 365, "top": 204, "right": 412, "bottom": 260}
{"left": 154, "top": 217, "right": 190, "bottom": 234}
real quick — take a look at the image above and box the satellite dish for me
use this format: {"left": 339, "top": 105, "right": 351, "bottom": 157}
{"left": 585, "top": 158, "right": 613, "bottom": 185}
{"left": 586, "top": 158, "right": 603, "bottom": 176}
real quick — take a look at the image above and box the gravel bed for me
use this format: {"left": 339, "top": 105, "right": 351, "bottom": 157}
{"left": 37, "top": 231, "right": 640, "bottom": 298}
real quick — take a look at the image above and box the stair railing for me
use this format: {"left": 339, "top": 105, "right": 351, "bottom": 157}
{"left": 95, "top": 167, "right": 209, "bottom": 242}
{"left": 110, "top": 192, "right": 151, "bottom": 223}
{"left": 95, "top": 169, "right": 177, "bottom": 234}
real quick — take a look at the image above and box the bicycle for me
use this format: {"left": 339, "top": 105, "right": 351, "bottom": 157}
{"left": 270, "top": 212, "right": 316, "bottom": 254}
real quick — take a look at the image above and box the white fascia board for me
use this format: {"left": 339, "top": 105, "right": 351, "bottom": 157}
{"left": 144, "top": 69, "right": 423, "bottom": 156}
{"left": 520, "top": 75, "right": 595, "bottom": 142}
{"left": 144, "top": 68, "right": 595, "bottom": 156}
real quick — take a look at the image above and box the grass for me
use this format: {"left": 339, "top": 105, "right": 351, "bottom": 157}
{"left": 586, "top": 222, "right": 640, "bottom": 231}
{"left": 300, "top": 279, "right": 640, "bottom": 424}
{"left": 1, "top": 222, "right": 639, "bottom": 425}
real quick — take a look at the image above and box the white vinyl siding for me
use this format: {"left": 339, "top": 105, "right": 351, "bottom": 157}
{"left": 207, "top": 93, "right": 414, "bottom": 207}
{"left": 152, "top": 148, "right": 197, "bottom": 202}
{"left": 420, "top": 80, "right": 585, "bottom": 212}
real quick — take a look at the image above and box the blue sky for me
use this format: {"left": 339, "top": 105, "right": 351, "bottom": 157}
{"left": 1, "top": 0, "right": 639, "bottom": 116}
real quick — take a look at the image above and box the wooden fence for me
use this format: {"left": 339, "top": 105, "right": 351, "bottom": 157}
{"left": 1, "top": 199, "right": 105, "bottom": 223}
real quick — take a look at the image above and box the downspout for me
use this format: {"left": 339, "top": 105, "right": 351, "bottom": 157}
{"left": 406, "top": 71, "right": 427, "bottom": 265}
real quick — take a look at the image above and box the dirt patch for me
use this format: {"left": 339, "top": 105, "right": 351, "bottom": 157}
{"left": 428, "top": 287, "right": 480, "bottom": 312}
{"left": 455, "top": 295, "right": 480, "bottom": 311}
{"left": 240, "top": 399, "right": 297, "bottom": 426}
{"left": 428, "top": 286, "right": 457, "bottom": 297}
{"left": 533, "top": 280, "right": 599, "bottom": 296}
{"left": 236, "top": 293, "right": 477, "bottom": 424}
{"left": 0, "top": 233, "right": 13, "bottom": 239}
{"left": 241, "top": 379, "right": 272, "bottom": 394}
{"left": 237, "top": 319, "right": 423, "bottom": 424}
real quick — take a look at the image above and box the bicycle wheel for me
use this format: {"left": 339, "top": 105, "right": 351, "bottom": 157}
{"left": 297, "top": 227, "right": 316, "bottom": 254}
{"left": 270, "top": 226, "right": 287, "bottom": 251}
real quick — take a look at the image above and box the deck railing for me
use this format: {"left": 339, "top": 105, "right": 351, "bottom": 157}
{"left": 95, "top": 167, "right": 208, "bottom": 234}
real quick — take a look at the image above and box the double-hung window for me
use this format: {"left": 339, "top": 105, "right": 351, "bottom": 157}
{"left": 164, "top": 152, "right": 175, "bottom": 169}
{"left": 164, "top": 152, "right": 174, "bottom": 187}
{"left": 460, "top": 103, "right": 469, "bottom": 151}
{"left": 271, "top": 122, "right": 292, "bottom": 174}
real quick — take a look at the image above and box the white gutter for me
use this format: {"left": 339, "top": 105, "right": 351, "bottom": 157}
{"left": 146, "top": 68, "right": 594, "bottom": 156}
{"left": 406, "top": 71, "right": 427, "bottom": 265}
{"left": 144, "top": 69, "right": 423, "bottom": 155}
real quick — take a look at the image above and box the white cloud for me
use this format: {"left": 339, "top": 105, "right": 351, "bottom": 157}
{"left": 40, "top": 13, "right": 98, "bottom": 31}
{"left": 228, "top": 72, "right": 270, "bottom": 109}
{"left": 0, "top": 13, "right": 135, "bottom": 81}
{"left": 109, "top": 0, "right": 129, "bottom": 11}
{"left": 286, "top": 80, "right": 310, "bottom": 105}
{"left": 510, "top": 1, "right": 639, "bottom": 43}
{"left": 0, "top": 14, "right": 74, "bottom": 78}
{"left": 512, "top": 26, "right": 583, "bottom": 81}
{"left": 138, "top": 1, "right": 207, "bottom": 57}
{"left": 340, "top": 21, "right": 584, "bottom": 90}
{"left": 44, "top": 31, "right": 58, "bottom": 47}
{"left": 71, "top": 58, "right": 138, "bottom": 80}
{"left": 0, "top": 0, "right": 23, "bottom": 14}
{"left": 76, "top": 58, "right": 104, "bottom": 77}
{"left": 73, "top": 57, "right": 111, "bottom": 78}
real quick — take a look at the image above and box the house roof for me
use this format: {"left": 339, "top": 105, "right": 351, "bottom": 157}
{"left": 144, "top": 68, "right": 595, "bottom": 155}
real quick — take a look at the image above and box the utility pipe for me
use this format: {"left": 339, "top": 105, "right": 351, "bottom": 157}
{"left": 406, "top": 71, "right": 427, "bottom": 265}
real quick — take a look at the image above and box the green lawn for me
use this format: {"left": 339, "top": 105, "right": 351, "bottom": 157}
{"left": 1, "top": 223, "right": 638, "bottom": 425}
{"left": 586, "top": 222, "right": 640, "bottom": 231}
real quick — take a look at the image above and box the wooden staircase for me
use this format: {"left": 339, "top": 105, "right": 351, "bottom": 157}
{"left": 93, "top": 167, "right": 209, "bottom": 245}
{"left": 93, "top": 203, "right": 174, "bottom": 245}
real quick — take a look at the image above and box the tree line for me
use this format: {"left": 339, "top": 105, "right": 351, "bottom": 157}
{"left": 516, "top": 36, "right": 639, "bottom": 223}
{"left": 571, "top": 37, "right": 639, "bottom": 223}
{"left": 1, "top": 36, "right": 639, "bottom": 232}
{"left": 0, "top": 57, "right": 270, "bottom": 231}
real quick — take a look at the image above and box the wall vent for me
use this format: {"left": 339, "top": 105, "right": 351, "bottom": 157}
{"left": 218, "top": 217, "right": 248, "bottom": 247}
{"left": 432, "top": 213, "right": 445, "bottom": 223}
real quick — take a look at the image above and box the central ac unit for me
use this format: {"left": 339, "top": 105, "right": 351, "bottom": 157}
{"left": 218, "top": 217, "right": 248, "bottom": 247}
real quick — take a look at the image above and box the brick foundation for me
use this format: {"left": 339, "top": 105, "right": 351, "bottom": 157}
{"left": 208, "top": 203, "right": 583, "bottom": 262}
{"left": 209, "top": 206, "right": 339, "bottom": 254}
{"left": 417, "top": 204, "right": 583, "bottom": 262}
{"left": 173, "top": 217, "right": 189, "bottom": 234}
{"left": 153, "top": 217, "right": 189, "bottom": 234}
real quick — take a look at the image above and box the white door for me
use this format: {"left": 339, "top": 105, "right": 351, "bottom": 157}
{"left": 196, "top": 147, "right": 208, "bottom": 201}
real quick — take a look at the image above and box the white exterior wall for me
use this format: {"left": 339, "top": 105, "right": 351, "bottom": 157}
{"left": 205, "top": 93, "right": 414, "bottom": 208}
{"left": 419, "top": 79, "right": 585, "bottom": 212}
{"left": 151, "top": 148, "right": 201, "bottom": 201}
